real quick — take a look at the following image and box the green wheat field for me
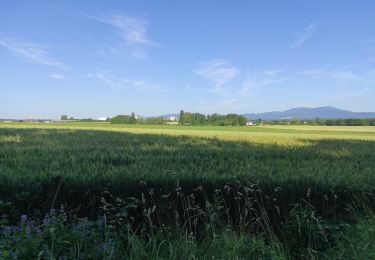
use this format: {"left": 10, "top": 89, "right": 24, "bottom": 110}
{"left": 1, "top": 122, "right": 375, "bottom": 259}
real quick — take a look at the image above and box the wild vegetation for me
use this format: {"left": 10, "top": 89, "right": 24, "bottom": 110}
{"left": 0, "top": 122, "right": 375, "bottom": 259}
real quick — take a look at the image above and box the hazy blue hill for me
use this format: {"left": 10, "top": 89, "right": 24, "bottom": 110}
{"left": 243, "top": 106, "right": 375, "bottom": 120}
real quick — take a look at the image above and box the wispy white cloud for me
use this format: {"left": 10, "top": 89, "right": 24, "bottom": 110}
{"left": 298, "top": 58, "right": 375, "bottom": 82}
{"left": 195, "top": 59, "right": 239, "bottom": 94}
{"left": 88, "top": 70, "right": 164, "bottom": 92}
{"left": 241, "top": 70, "right": 288, "bottom": 95}
{"left": 104, "top": 14, "right": 158, "bottom": 47}
{"left": 300, "top": 68, "right": 362, "bottom": 84}
{"left": 85, "top": 13, "right": 158, "bottom": 60}
{"left": 48, "top": 72, "right": 65, "bottom": 80}
{"left": 331, "top": 70, "right": 375, "bottom": 100}
{"left": 290, "top": 23, "right": 316, "bottom": 48}
{"left": 298, "top": 66, "right": 375, "bottom": 100}
{"left": 0, "top": 34, "right": 67, "bottom": 69}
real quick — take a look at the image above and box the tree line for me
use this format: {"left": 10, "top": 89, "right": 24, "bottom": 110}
{"left": 267, "top": 118, "right": 375, "bottom": 126}
{"left": 179, "top": 111, "right": 247, "bottom": 126}
{"left": 110, "top": 113, "right": 138, "bottom": 124}
{"left": 321, "top": 118, "right": 375, "bottom": 126}
{"left": 109, "top": 111, "right": 249, "bottom": 126}
{"left": 100, "top": 113, "right": 375, "bottom": 126}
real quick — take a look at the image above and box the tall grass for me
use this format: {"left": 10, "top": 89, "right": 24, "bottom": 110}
{"left": 0, "top": 128, "right": 374, "bottom": 215}
{"left": 0, "top": 126, "right": 374, "bottom": 258}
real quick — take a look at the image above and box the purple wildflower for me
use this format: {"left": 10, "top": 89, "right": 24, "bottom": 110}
{"left": 20, "top": 214, "right": 27, "bottom": 223}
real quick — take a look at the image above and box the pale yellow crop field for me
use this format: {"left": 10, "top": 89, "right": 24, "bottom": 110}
{"left": 1, "top": 122, "right": 375, "bottom": 148}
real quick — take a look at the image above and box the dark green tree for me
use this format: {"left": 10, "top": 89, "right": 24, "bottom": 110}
{"left": 238, "top": 115, "right": 247, "bottom": 126}
{"left": 179, "top": 110, "right": 185, "bottom": 125}
{"left": 129, "top": 112, "right": 137, "bottom": 124}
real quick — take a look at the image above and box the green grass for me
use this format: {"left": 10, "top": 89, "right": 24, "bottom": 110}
{"left": 1, "top": 122, "right": 375, "bottom": 258}
{"left": 1, "top": 123, "right": 374, "bottom": 212}
{"left": 2, "top": 121, "right": 375, "bottom": 139}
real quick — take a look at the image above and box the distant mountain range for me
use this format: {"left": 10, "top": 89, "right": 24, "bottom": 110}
{"left": 243, "top": 106, "right": 375, "bottom": 120}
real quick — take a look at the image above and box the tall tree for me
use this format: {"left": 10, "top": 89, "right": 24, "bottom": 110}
{"left": 129, "top": 112, "right": 137, "bottom": 124}
{"left": 179, "top": 110, "right": 184, "bottom": 125}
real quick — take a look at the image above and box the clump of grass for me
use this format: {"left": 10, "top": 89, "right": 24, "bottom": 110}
{"left": 0, "top": 134, "right": 21, "bottom": 143}
{"left": 327, "top": 213, "right": 375, "bottom": 259}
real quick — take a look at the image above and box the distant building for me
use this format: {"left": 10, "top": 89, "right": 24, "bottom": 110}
{"left": 168, "top": 116, "right": 177, "bottom": 121}
{"left": 98, "top": 117, "right": 108, "bottom": 121}
{"left": 246, "top": 121, "right": 255, "bottom": 126}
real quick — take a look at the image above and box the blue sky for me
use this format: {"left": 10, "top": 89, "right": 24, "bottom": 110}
{"left": 1, "top": 0, "right": 375, "bottom": 119}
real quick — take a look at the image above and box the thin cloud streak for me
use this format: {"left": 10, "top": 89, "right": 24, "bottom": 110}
{"left": 48, "top": 73, "right": 65, "bottom": 80}
{"left": 88, "top": 70, "right": 164, "bottom": 93}
{"left": 241, "top": 70, "right": 288, "bottom": 95}
{"left": 104, "top": 14, "right": 158, "bottom": 47}
{"left": 290, "top": 23, "right": 316, "bottom": 48}
{"left": 0, "top": 34, "right": 67, "bottom": 69}
{"left": 300, "top": 67, "right": 373, "bottom": 85}
{"left": 195, "top": 59, "right": 239, "bottom": 94}
{"left": 85, "top": 13, "right": 158, "bottom": 60}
